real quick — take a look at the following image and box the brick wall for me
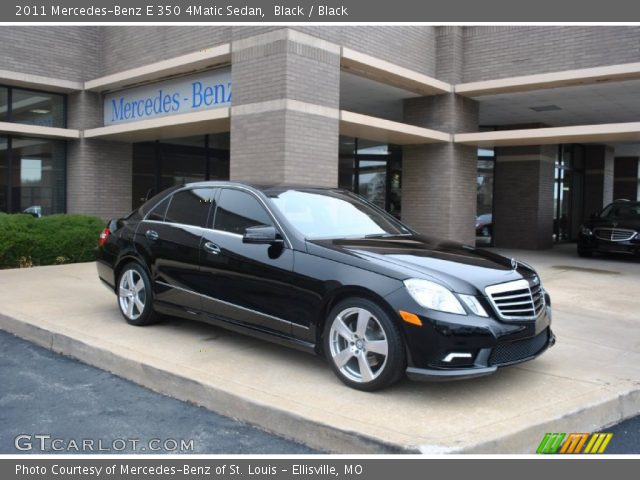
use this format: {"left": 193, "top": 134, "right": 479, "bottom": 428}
{"left": 402, "top": 94, "right": 479, "bottom": 244}
{"left": 99, "top": 26, "right": 232, "bottom": 75}
{"left": 66, "top": 139, "right": 132, "bottom": 220}
{"left": 0, "top": 26, "right": 99, "bottom": 81}
{"left": 462, "top": 26, "right": 640, "bottom": 82}
{"left": 493, "top": 146, "right": 556, "bottom": 250}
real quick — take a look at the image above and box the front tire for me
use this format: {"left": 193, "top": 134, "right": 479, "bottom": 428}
{"left": 117, "top": 263, "right": 159, "bottom": 326}
{"left": 324, "top": 298, "right": 405, "bottom": 391}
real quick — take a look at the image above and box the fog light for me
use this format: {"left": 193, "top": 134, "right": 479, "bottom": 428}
{"left": 442, "top": 352, "right": 473, "bottom": 363}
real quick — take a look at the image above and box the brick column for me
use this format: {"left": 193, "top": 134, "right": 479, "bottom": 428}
{"left": 613, "top": 157, "right": 639, "bottom": 201}
{"left": 493, "top": 146, "right": 556, "bottom": 250}
{"left": 583, "top": 145, "right": 614, "bottom": 217}
{"left": 66, "top": 90, "right": 132, "bottom": 219}
{"left": 401, "top": 94, "right": 479, "bottom": 244}
{"left": 229, "top": 29, "right": 340, "bottom": 186}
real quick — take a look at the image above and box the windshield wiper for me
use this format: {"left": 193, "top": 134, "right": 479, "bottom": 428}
{"left": 364, "top": 233, "right": 407, "bottom": 238}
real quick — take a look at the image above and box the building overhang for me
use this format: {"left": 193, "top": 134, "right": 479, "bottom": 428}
{"left": 83, "top": 108, "right": 230, "bottom": 142}
{"left": 85, "top": 44, "right": 231, "bottom": 93}
{"left": 454, "top": 122, "right": 640, "bottom": 147}
{"left": 340, "top": 110, "right": 450, "bottom": 145}
{"left": 456, "top": 62, "right": 640, "bottom": 97}
{"left": 0, "top": 69, "right": 82, "bottom": 93}
{"left": 0, "top": 121, "right": 80, "bottom": 139}
{"left": 341, "top": 47, "right": 452, "bottom": 96}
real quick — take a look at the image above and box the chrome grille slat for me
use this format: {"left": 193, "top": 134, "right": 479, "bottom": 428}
{"left": 485, "top": 278, "right": 545, "bottom": 321}
{"left": 593, "top": 228, "right": 637, "bottom": 242}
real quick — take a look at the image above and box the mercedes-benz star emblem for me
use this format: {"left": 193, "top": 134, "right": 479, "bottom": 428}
{"left": 510, "top": 258, "right": 518, "bottom": 270}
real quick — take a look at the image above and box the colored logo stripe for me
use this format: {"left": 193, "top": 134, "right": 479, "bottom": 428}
{"left": 537, "top": 433, "right": 565, "bottom": 454}
{"left": 537, "top": 432, "right": 613, "bottom": 454}
{"left": 584, "top": 433, "right": 613, "bottom": 454}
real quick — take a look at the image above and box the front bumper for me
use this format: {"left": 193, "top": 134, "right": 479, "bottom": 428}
{"left": 384, "top": 287, "right": 555, "bottom": 380}
{"left": 578, "top": 232, "right": 640, "bottom": 255}
{"left": 406, "top": 331, "right": 556, "bottom": 381}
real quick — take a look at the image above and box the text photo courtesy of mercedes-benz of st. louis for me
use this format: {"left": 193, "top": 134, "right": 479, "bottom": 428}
{"left": 97, "top": 182, "right": 554, "bottom": 391}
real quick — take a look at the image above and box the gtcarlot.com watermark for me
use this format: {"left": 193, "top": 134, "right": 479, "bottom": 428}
{"left": 14, "top": 434, "right": 194, "bottom": 453}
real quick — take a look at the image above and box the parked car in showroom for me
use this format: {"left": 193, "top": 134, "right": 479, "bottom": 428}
{"left": 577, "top": 200, "right": 640, "bottom": 258}
{"left": 475, "top": 213, "right": 493, "bottom": 237}
{"left": 96, "top": 182, "right": 554, "bottom": 391}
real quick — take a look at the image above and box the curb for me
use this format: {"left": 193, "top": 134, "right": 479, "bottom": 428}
{"left": 2, "top": 312, "right": 639, "bottom": 454}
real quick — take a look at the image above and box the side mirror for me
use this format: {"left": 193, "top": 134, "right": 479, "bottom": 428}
{"left": 243, "top": 225, "right": 283, "bottom": 245}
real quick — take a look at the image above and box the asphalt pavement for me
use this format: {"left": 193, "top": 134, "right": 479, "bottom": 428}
{"left": 0, "top": 329, "right": 316, "bottom": 454}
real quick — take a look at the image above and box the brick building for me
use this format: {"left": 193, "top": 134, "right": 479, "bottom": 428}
{"left": 1, "top": 26, "right": 639, "bottom": 249}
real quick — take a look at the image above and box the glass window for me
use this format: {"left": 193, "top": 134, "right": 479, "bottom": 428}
{"left": 146, "top": 195, "right": 171, "bottom": 222}
{"left": 164, "top": 188, "right": 215, "bottom": 227}
{"left": 10, "top": 89, "right": 65, "bottom": 128}
{"left": 0, "top": 137, "right": 7, "bottom": 212}
{"left": 11, "top": 137, "right": 65, "bottom": 215}
{"left": 0, "top": 88, "right": 7, "bottom": 122}
{"left": 214, "top": 189, "right": 273, "bottom": 234}
{"left": 269, "top": 189, "right": 410, "bottom": 240}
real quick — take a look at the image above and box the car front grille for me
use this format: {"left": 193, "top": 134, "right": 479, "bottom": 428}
{"left": 485, "top": 278, "right": 545, "bottom": 321}
{"left": 489, "top": 329, "right": 549, "bottom": 366}
{"left": 593, "top": 228, "right": 637, "bottom": 242}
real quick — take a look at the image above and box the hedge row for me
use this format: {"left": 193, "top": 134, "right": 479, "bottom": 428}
{"left": 0, "top": 213, "right": 105, "bottom": 269}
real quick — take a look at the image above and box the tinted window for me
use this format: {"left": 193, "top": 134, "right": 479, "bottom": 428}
{"left": 600, "top": 202, "right": 640, "bottom": 220}
{"left": 214, "top": 189, "right": 273, "bottom": 234}
{"left": 146, "top": 196, "right": 171, "bottom": 222}
{"left": 164, "top": 188, "right": 215, "bottom": 227}
{"left": 268, "top": 189, "right": 410, "bottom": 239}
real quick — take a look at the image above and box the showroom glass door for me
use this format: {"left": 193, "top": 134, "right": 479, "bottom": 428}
{"left": 338, "top": 137, "right": 402, "bottom": 219}
{"left": 0, "top": 136, "right": 7, "bottom": 213}
{"left": 132, "top": 133, "right": 229, "bottom": 210}
{"left": 554, "top": 145, "right": 585, "bottom": 242}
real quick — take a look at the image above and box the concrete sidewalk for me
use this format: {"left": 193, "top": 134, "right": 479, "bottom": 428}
{"left": 1, "top": 245, "right": 639, "bottom": 453}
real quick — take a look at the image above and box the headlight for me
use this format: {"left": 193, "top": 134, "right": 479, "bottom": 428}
{"left": 580, "top": 225, "right": 593, "bottom": 236}
{"left": 458, "top": 294, "right": 489, "bottom": 317}
{"left": 403, "top": 278, "right": 465, "bottom": 315}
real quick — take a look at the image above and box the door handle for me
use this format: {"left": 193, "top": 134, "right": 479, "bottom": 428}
{"left": 145, "top": 230, "right": 159, "bottom": 241}
{"left": 203, "top": 241, "right": 221, "bottom": 255}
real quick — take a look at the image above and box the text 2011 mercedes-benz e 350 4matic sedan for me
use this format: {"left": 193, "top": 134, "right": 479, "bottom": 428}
{"left": 97, "top": 182, "right": 554, "bottom": 391}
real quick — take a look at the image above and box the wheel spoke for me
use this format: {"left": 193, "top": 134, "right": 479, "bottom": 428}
{"left": 357, "top": 353, "right": 374, "bottom": 382}
{"left": 134, "top": 279, "right": 144, "bottom": 293}
{"left": 333, "top": 348, "right": 354, "bottom": 369}
{"left": 126, "top": 298, "right": 134, "bottom": 317}
{"left": 355, "top": 308, "right": 370, "bottom": 338}
{"left": 134, "top": 296, "right": 144, "bottom": 314}
{"left": 126, "top": 270, "right": 135, "bottom": 290}
{"left": 334, "top": 317, "right": 355, "bottom": 342}
{"left": 367, "top": 340, "right": 388, "bottom": 357}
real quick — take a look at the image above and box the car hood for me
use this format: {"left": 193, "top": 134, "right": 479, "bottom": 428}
{"left": 307, "top": 235, "right": 537, "bottom": 295}
{"left": 588, "top": 218, "right": 640, "bottom": 231}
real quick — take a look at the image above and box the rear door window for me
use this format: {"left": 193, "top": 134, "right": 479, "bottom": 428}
{"left": 164, "top": 188, "right": 216, "bottom": 228}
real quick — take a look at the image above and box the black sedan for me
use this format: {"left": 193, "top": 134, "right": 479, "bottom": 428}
{"left": 97, "top": 182, "right": 554, "bottom": 391}
{"left": 577, "top": 200, "right": 640, "bottom": 258}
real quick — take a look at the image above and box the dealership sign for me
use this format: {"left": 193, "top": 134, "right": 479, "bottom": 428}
{"left": 103, "top": 68, "right": 231, "bottom": 125}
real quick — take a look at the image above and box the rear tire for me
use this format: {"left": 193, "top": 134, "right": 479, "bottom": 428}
{"left": 577, "top": 248, "right": 593, "bottom": 258}
{"left": 323, "top": 298, "right": 405, "bottom": 391}
{"left": 117, "top": 263, "right": 159, "bottom": 326}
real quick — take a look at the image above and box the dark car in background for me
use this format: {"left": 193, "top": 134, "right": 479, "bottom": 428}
{"left": 96, "top": 182, "right": 554, "bottom": 391}
{"left": 475, "top": 213, "right": 493, "bottom": 237}
{"left": 577, "top": 200, "right": 640, "bottom": 258}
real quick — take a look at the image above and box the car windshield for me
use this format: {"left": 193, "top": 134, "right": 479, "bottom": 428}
{"left": 268, "top": 189, "right": 412, "bottom": 239}
{"left": 599, "top": 202, "right": 640, "bottom": 220}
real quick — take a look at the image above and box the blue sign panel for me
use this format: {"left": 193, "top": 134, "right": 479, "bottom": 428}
{"left": 103, "top": 67, "right": 232, "bottom": 125}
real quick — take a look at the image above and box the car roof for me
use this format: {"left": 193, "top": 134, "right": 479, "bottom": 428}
{"left": 183, "top": 180, "right": 343, "bottom": 195}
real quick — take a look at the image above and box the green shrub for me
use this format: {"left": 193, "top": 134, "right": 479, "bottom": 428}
{"left": 0, "top": 213, "right": 104, "bottom": 269}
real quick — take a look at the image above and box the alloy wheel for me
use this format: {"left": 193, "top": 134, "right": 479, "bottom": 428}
{"left": 328, "top": 307, "right": 389, "bottom": 384}
{"left": 118, "top": 268, "right": 146, "bottom": 321}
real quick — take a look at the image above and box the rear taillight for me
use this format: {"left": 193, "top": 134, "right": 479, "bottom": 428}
{"left": 98, "top": 227, "right": 111, "bottom": 247}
